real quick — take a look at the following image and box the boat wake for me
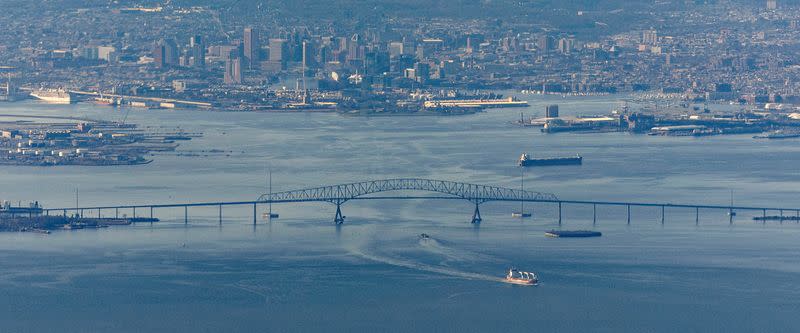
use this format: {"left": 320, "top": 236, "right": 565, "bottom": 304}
{"left": 345, "top": 235, "right": 503, "bottom": 283}
{"left": 416, "top": 237, "right": 494, "bottom": 264}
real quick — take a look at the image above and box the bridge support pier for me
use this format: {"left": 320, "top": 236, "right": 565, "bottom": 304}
{"left": 471, "top": 203, "right": 482, "bottom": 224}
{"left": 184, "top": 206, "right": 188, "bottom": 224}
{"left": 133, "top": 207, "right": 136, "bottom": 219}
{"left": 219, "top": 205, "right": 222, "bottom": 225}
{"left": 696, "top": 207, "right": 699, "bottom": 226}
{"left": 558, "top": 202, "right": 562, "bottom": 226}
{"left": 593, "top": 204, "right": 596, "bottom": 226}
{"left": 729, "top": 208, "right": 734, "bottom": 224}
{"left": 627, "top": 205, "right": 631, "bottom": 225}
{"left": 334, "top": 203, "right": 345, "bottom": 225}
{"left": 661, "top": 205, "right": 665, "bottom": 225}
{"left": 763, "top": 209, "right": 767, "bottom": 224}
{"left": 253, "top": 203, "right": 257, "bottom": 225}
{"left": 98, "top": 208, "right": 101, "bottom": 218}
{"left": 115, "top": 208, "right": 118, "bottom": 219}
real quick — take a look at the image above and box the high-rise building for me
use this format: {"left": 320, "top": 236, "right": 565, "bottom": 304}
{"left": 243, "top": 27, "right": 259, "bottom": 68}
{"left": 767, "top": 0, "right": 777, "bottom": 9}
{"left": 152, "top": 44, "right": 165, "bottom": 68}
{"left": 413, "top": 62, "right": 430, "bottom": 83}
{"left": 97, "top": 46, "right": 116, "bottom": 62}
{"left": 537, "top": 35, "right": 556, "bottom": 52}
{"left": 558, "top": 38, "right": 574, "bottom": 54}
{"left": 161, "top": 39, "right": 180, "bottom": 66}
{"left": 190, "top": 35, "right": 205, "bottom": 69}
{"left": 190, "top": 35, "right": 203, "bottom": 48}
{"left": 269, "top": 39, "right": 288, "bottom": 63}
{"left": 642, "top": 30, "right": 658, "bottom": 45}
{"left": 388, "top": 42, "right": 404, "bottom": 58}
{"left": 224, "top": 58, "right": 242, "bottom": 84}
{"left": 301, "top": 41, "right": 315, "bottom": 69}
{"left": 347, "top": 34, "right": 362, "bottom": 61}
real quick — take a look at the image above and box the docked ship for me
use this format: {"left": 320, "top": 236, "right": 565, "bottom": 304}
{"left": 30, "top": 89, "right": 73, "bottom": 104}
{"left": 0, "top": 201, "right": 44, "bottom": 217}
{"left": 423, "top": 97, "right": 529, "bottom": 109}
{"left": 518, "top": 153, "right": 582, "bottom": 167}
{"left": 753, "top": 130, "right": 800, "bottom": 139}
{"left": 93, "top": 95, "right": 122, "bottom": 106}
{"left": 504, "top": 268, "right": 538, "bottom": 285}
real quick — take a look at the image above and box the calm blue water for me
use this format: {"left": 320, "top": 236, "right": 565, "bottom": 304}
{"left": 1, "top": 95, "right": 800, "bottom": 332}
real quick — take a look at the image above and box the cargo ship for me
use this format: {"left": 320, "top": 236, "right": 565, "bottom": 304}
{"left": 518, "top": 153, "right": 582, "bottom": 167}
{"left": 423, "top": 97, "right": 529, "bottom": 109}
{"left": 30, "top": 89, "right": 73, "bottom": 104}
{"left": 753, "top": 215, "right": 800, "bottom": 221}
{"left": 504, "top": 268, "right": 538, "bottom": 285}
{"left": 545, "top": 230, "right": 602, "bottom": 238}
{"left": 753, "top": 130, "right": 800, "bottom": 139}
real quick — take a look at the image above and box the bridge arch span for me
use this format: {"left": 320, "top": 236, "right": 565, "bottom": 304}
{"left": 256, "top": 178, "right": 558, "bottom": 204}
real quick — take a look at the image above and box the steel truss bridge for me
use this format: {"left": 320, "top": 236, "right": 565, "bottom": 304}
{"left": 45, "top": 178, "right": 800, "bottom": 225}
{"left": 256, "top": 178, "right": 559, "bottom": 224}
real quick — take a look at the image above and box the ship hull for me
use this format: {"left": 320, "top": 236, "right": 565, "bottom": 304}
{"left": 545, "top": 230, "right": 602, "bottom": 238}
{"left": 30, "top": 91, "right": 73, "bottom": 104}
{"left": 504, "top": 278, "right": 537, "bottom": 285}
{"left": 519, "top": 157, "right": 582, "bottom": 167}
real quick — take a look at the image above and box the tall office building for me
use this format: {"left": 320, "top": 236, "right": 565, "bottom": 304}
{"left": 224, "top": 58, "right": 242, "bottom": 84}
{"left": 269, "top": 39, "right": 288, "bottom": 63}
{"left": 537, "top": 35, "right": 556, "bottom": 52}
{"left": 243, "top": 27, "right": 259, "bottom": 68}
{"left": 389, "top": 42, "right": 404, "bottom": 58}
{"left": 767, "top": 0, "right": 777, "bottom": 9}
{"left": 157, "top": 39, "right": 179, "bottom": 66}
{"left": 190, "top": 35, "right": 205, "bottom": 69}
{"left": 347, "top": 34, "right": 362, "bottom": 61}
{"left": 152, "top": 44, "right": 165, "bottom": 68}
{"left": 301, "top": 41, "right": 315, "bottom": 69}
{"left": 642, "top": 30, "right": 658, "bottom": 45}
{"left": 413, "top": 62, "right": 430, "bottom": 83}
{"left": 558, "top": 38, "right": 574, "bottom": 54}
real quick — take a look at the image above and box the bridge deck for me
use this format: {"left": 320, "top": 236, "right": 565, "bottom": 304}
{"left": 46, "top": 196, "right": 799, "bottom": 213}
{"left": 42, "top": 178, "right": 800, "bottom": 224}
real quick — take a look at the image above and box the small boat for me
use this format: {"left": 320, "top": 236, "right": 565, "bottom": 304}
{"left": 504, "top": 268, "right": 538, "bottom": 285}
{"left": 419, "top": 233, "right": 431, "bottom": 240}
{"left": 511, "top": 212, "right": 532, "bottom": 218}
{"left": 262, "top": 212, "right": 280, "bottom": 219}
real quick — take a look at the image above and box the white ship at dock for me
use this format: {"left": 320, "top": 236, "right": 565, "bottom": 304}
{"left": 30, "top": 89, "right": 74, "bottom": 104}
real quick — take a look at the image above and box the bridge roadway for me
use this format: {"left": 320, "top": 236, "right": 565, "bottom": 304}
{"left": 44, "top": 178, "right": 800, "bottom": 225}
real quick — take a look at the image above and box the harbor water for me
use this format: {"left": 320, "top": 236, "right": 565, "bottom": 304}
{"left": 1, "top": 94, "right": 800, "bottom": 332}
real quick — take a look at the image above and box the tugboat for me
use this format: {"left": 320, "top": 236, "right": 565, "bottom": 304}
{"left": 504, "top": 268, "right": 538, "bottom": 285}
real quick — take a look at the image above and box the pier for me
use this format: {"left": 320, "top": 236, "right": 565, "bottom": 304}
{"left": 42, "top": 178, "right": 800, "bottom": 226}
